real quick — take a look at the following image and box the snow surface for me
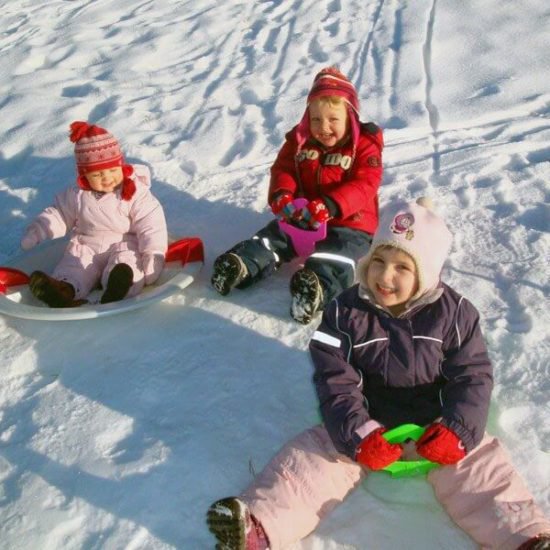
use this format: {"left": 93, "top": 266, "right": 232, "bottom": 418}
{"left": 1, "top": 1, "right": 549, "bottom": 549}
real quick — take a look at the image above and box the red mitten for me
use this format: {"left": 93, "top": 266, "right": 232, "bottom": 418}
{"left": 300, "top": 199, "right": 331, "bottom": 229}
{"left": 416, "top": 423, "right": 466, "bottom": 465}
{"left": 355, "top": 428, "right": 403, "bottom": 470}
{"left": 270, "top": 192, "right": 295, "bottom": 221}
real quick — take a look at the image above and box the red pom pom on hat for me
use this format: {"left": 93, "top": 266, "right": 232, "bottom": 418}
{"left": 69, "top": 121, "right": 108, "bottom": 143}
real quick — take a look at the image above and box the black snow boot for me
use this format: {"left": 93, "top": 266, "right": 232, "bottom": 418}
{"left": 100, "top": 263, "right": 133, "bottom": 304}
{"left": 290, "top": 268, "right": 324, "bottom": 324}
{"left": 211, "top": 253, "right": 248, "bottom": 296}
{"left": 29, "top": 271, "right": 85, "bottom": 308}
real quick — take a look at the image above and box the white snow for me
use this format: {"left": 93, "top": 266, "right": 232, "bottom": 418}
{"left": 1, "top": 1, "right": 549, "bottom": 549}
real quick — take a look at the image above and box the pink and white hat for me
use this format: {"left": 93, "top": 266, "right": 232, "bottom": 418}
{"left": 358, "top": 197, "right": 453, "bottom": 300}
{"left": 69, "top": 121, "right": 136, "bottom": 200}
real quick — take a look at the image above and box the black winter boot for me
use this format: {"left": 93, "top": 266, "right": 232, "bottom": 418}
{"left": 29, "top": 271, "right": 84, "bottom": 308}
{"left": 211, "top": 253, "right": 248, "bottom": 296}
{"left": 290, "top": 268, "right": 323, "bottom": 324}
{"left": 100, "top": 263, "right": 133, "bottom": 304}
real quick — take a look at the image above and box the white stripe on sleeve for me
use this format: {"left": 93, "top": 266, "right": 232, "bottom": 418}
{"left": 309, "top": 252, "right": 356, "bottom": 268}
{"left": 312, "top": 331, "right": 341, "bottom": 348}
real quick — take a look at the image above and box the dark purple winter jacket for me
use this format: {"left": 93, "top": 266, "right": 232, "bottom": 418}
{"left": 309, "top": 283, "right": 493, "bottom": 460}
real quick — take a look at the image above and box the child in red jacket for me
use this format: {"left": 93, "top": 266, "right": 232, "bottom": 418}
{"left": 211, "top": 67, "right": 383, "bottom": 324}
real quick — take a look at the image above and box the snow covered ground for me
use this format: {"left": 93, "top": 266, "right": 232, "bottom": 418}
{"left": 0, "top": 1, "right": 548, "bottom": 548}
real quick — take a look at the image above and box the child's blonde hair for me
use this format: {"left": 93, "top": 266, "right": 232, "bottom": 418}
{"left": 309, "top": 95, "right": 346, "bottom": 108}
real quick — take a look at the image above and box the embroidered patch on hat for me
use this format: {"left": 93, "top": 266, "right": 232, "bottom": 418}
{"left": 390, "top": 212, "right": 415, "bottom": 240}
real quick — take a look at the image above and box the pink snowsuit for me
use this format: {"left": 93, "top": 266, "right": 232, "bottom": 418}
{"left": 29, "top": 164, "right": 167, "bottom": 300}
{"left": 242, "top": 426, "right": 550, "bottom": 549}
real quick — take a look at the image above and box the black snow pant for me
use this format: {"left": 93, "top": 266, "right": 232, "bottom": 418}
{"left": 227, "top": 220, "right": 372, "bottom": 307}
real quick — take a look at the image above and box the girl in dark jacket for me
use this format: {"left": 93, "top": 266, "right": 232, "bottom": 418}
{"left": 207, "top": 198, "right": 550, "bottom": 550}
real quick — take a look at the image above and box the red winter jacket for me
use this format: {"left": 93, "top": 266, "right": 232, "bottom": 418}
{"left": 268, "top": 123, "right": 384, "bottom": 234}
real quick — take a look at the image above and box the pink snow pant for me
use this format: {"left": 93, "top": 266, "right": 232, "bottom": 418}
{"left": 241, "top": 425, "right": 550, "bottom": 550}
{"left": 53, "top": 238, "right": 145, "bottom": 300}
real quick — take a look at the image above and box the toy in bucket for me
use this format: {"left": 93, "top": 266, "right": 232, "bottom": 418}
{"left": 382, "top": 424, "right": 438, "bottom": 478}
{"left": 278, "top": 198, "right": 327, "bottom": 257}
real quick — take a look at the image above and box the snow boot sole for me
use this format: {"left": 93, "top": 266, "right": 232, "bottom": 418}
{"left": 290, "top": 268, "right": 323, "bottom": 324}
{"left": 211, "top": 253, "right": 248, "bottom": 296}
{"left": 206, "top": 497, "right": 248, "bottom": 550}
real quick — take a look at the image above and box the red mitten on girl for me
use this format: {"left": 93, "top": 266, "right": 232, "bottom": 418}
{"left": 416, "top": 423, "right": 466, "bottom": 465}
{"left": 355, "top": 428, "right": 402, "bottom": 470}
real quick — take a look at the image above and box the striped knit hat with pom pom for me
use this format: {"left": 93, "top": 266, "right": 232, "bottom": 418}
{"left": 295, "top": 66, "right": 361, "bottom": 153}
{"left": 70, "top": 121, "right": 124, "bottom": 175}
{"left": 307, "top": 66, "right": 360, "bottom": 114}
{"left": 69, "top": 121, "right": 135, "bottom": 200}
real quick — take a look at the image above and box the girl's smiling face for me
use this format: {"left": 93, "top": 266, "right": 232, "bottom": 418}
{"left": 84, "top": 167, "right": 124, "bottom": 193}
{"left": 366, "top": 246, "right": 419, "bottom": 315}
{"left": 308, "top": 99, "right": 349, "bottom": 148}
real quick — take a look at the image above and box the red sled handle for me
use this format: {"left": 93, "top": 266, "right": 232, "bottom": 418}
{"left": 165, "top": 237, "right": 204, "bottom": 266}
{"left": 0, "top": 267, "right": 30, "bottom": 294}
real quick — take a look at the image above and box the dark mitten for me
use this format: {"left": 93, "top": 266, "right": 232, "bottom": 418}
{"left": 416, "top": 423, "right": 466, "bottom": 465}
{"left": 355, "top": 428, "right": 402, "bottom": 470}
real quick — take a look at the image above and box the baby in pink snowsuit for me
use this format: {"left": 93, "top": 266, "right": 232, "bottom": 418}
{"left": 21, "top": 121, "right": 168, "bottom": 307}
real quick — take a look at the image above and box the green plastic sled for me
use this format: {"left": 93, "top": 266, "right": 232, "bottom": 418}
{"left": 382, "top": 424, "right": 438, "bottom": 478}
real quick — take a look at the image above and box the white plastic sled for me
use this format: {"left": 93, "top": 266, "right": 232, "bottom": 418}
{"left": 0, "top": 237, "right": 204, "bottom": 321}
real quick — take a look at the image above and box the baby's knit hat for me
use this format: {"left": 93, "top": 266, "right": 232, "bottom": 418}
{"left": 357, "top": 197, "right": 453, "bottom": 301}
{"left": 70, "top": 121, "right": 123, "bottom": 174}
{"left": 69, "top": 121, "right": 135, "bottom": 200}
